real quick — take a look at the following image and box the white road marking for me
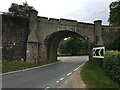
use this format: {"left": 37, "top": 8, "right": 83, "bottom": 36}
{"left": 74, "top": 62, "right": 86, "bottom": 72}
{"left": 80, "top": 62, "right": 86, "bottom": 67}
{"left": 67, "top": 72, "right": 72, "bottom": 76}
{"left": 45, "top": 86, "right": 50, "bottom": 90}
{"left": 56, "top": 81, "right": 59, "bottom": 83}
{"left": 74, "top": 68, "right": 79, "bottom": 71}
{"left": 60, "top": 78, "right": 64, "bottom": 81}
{"left": 53, "top": 61, "right": 86, "bottom": 88}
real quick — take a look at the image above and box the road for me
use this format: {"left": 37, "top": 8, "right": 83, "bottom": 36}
{"left": 2, "top": 56, "right": 89, "bottom": 88}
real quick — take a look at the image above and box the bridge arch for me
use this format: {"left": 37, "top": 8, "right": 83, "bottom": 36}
{"left": 44, "top": 30, "right": 88, "bottom": 63}
{"left": 26, "top": 10, "right": 105, "bottom": 65}
{"left": 2, "top": 10, "right": 120, "bottom": 65}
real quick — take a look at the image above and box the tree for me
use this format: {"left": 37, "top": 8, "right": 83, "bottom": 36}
{"left": 58, "top": 40, "right": 68, "bottom": 55}
{"left": 7, "top": 2, "right": 35, "bottom": 17}
{"left": 65, "top": 38, "right": 82, "bottom": 55}
{"left": 109, "top": 1, "right": 120, "bottom": 26}
{"left": 108, "top": 37, "right": 120, "bottom": 51}
{"left": 108, "top": 1, "right": 120, "bottom": 51}
{"left": 58, "top": 37, "right": 88, "bottom": 56}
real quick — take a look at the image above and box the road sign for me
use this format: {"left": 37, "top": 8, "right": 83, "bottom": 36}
{"left": 92, "top": 47, "right": 105, "bottom": 58}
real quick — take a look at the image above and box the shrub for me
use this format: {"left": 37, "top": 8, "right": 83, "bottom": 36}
{"left": 103, "top": 51, "right": 120, "bottom": 83}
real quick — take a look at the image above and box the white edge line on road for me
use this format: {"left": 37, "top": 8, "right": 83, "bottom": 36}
{"left": 1, "top": 61, "right": 61, "bottom": 76}
{"left": 67, "top": 72, "right": 72, "bottom": 76}
{"left": 74, "top": 61, "right": 87, "bottom": 72}
{"left": 60, "top": 78, "right": 64, "bottom": 81}
{"left": 80, "top": 61, "right": 86, "bottom": 67}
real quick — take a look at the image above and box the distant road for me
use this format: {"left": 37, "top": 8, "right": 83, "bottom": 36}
{"left": 2, "top": 56, "right": 89, "bottom": 88}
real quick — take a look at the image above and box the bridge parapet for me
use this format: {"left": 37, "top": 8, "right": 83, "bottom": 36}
{"left": 59, "top": 18, "right": 77, "bottom": 26}
{"left": 77, "top": 22, "right": 94, "bottom": 29}
{"left": 37, "top": 15, "right": 95, "bottom": 29}
{"left": 102, "top": 25, "right": 120, "bottom": 30}
{"left": 38, "top": 16, "right": 48, "bottom": 23}
{"left": 48, "top": 18, "right": 59, "bottom": 24}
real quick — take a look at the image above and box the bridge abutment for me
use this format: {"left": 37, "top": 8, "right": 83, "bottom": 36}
{"left": 26, "top": 42, "right": 39, "bottom": 64}
{"left": 26, "top": 10, "right": 39, "bottom": 64}
{"left": 38, "top": 43, "right": 48, "bottom": 65}
{"left": 94, "top": 20, "right": 104, "bottom": 46}
{"left": 93, "top": 20, "right": 104, "bottom": 66}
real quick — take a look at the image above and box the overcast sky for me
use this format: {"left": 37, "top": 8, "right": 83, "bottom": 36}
{"left": 0, "top": 0, "right": 117, "bottom": 25}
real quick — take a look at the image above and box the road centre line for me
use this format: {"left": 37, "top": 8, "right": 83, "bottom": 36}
{"left": 45, "top": 86, "right": 50, "bottom": 90}
{"left": 56, "top": 77, "right": 64, "bottom": 84}
{"left": 55, "top": 61, "right": 87, "bottom": 86}
{"left": 74, "top": 67, "right": 79, "bottom": 71}
{"left": 56, "top": 81, "right": 59, "bottom": 83}
{"left": 67, "top": 72, "right": 72, "bottom": 76}
{"left": 56, "top": 62, "right": 87, "bottom": 84}
{"left": 60, "top": 78, "right": 64, "bottom": 81}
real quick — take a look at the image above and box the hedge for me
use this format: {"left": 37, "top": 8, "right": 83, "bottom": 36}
{"left": 103, "top": 51, "right": 120, "bottom": 83}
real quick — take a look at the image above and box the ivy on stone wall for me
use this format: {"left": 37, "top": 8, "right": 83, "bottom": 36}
{"left": 2, "top": 15, "right": 28, "bottom": 60}
{"left": 3, "top": 14, "right": 28, "bottom": 28}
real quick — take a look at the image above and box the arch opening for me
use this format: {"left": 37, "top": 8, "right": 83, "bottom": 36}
{"left": 57, "top": 37, "right": 88, "bottom": 56}
{"left": 44, "top": 30, "right": 88, "bottom": 63}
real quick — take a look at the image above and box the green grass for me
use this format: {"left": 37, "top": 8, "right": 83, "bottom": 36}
{"left": 2, "top": 60, "right": 36, "bottom": 73}
{"left": 81, "top": 61, "right": 120, "bottom": 88}
{"left": 0, "top": 62, "right": 2, "bottom": 73}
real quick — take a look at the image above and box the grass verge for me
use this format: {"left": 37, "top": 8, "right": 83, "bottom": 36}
{"left": 1, "top": 60, "right": 60, "bottom": 73}
{"left": 0, "top": 62, "right": 1, "bottom": 73}
{"left": 80, "top": 61, "right": 120, "bottom": 88}
{"left": 2, "top": 60, "right": 36, "bottom": 73}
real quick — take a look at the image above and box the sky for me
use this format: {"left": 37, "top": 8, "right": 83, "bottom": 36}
{"left": 0, "top": 0, "right": 117, "bottom": 25}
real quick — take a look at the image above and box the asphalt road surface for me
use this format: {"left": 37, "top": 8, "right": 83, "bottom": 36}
{"left": 2, "top": 56, "right": 89, "bottom": 88}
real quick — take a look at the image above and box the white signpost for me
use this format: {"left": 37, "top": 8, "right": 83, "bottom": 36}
{"left": 92, "top": 47, "right": 105, "bottom": 58}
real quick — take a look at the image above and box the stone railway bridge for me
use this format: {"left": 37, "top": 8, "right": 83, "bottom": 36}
{"left": 1, "top": 10, "right": 120, "bottom": 65}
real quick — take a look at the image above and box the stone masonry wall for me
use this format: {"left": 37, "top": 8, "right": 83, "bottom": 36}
{"left": 102, "top": 26, "right": 120, "bottom": 47}
{"left": 2, "top": 15, "right": 28, "bottom": 60}
{"left": 2, "top": 11, "right": 120, "bottom": 62}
